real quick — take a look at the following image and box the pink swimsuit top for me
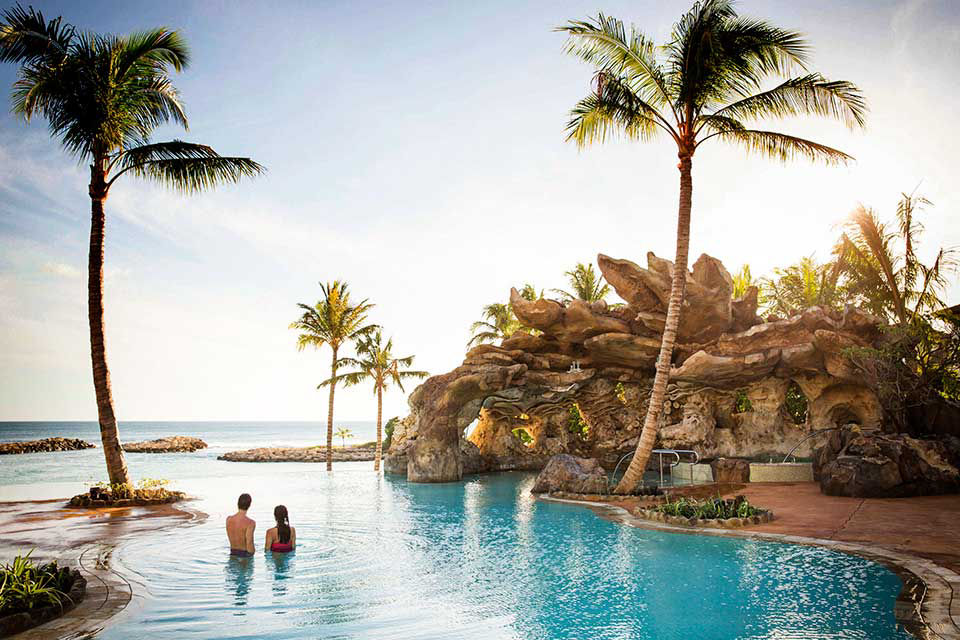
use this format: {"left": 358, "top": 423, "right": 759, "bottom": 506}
{"left": 270, "top": 541, "right": 293, "bottom": 553}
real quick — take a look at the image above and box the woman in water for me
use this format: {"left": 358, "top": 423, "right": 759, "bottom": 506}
{"left": 265, "top": 505, "right": 296, "bottom": 553}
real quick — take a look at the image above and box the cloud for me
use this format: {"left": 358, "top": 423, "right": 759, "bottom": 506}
{"left": 43, "top": 262, "right": 82, "bottom": 279}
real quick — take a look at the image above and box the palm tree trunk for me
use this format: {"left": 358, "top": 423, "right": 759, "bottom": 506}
{"left": 374, "top": 384, "right": 383, "bottom": 471}
{"left": 615, "top": 155, "right": 693, "bottom": 494}
{"left": 88, "top": 169, "right": 130, "bottom": 486}
{"left": 326, "top": 346, "right": 337, "bottom": 471}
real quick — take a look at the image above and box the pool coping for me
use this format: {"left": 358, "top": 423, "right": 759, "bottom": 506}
{"left": 543, "top": 495, "right": 960, "bottom": 640}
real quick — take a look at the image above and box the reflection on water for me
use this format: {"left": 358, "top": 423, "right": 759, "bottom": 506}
{"left": 97, "top": 470, "right": 911, "bottom": 640}
{"left": 225, "top": 556, "right": 254, "bottom": 610}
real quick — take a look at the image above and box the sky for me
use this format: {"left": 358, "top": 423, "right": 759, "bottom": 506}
{"left": 1, "top": 0, "right": 958, "bottom": 423}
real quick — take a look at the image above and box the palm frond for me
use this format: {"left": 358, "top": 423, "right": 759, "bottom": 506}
{"left": 110, "top": 141, "right": 264, "bottom": 192}
{"left": 712, "top": 129, "right": 854, "bottom": 165}
{"left": 706, "top": 73, "right": 866, "bottom": 129}
{"left": 0, "top": 3, "right": 74, "bottom": 63}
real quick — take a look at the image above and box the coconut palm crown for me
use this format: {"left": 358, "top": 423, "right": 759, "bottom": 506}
{"left": 0, "top": 5, "right": 263, "bottom": 485}
{"left": 552, "top": 263, "right": 611, "bottom": 303}
{"left": 560, "top": 0, "right": 866, "bottom": 493}
{"left": 329, "top": 330, "right": 428, "bottom": 471}
{"left": 291, "top": 281, "right": 377, "bottom": 471}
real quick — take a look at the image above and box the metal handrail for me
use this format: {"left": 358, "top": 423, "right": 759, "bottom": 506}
{"left": 611, "top": 448, "right": 700, "bottom": 488}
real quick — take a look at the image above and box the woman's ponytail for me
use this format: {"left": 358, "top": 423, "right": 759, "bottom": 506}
{"left": 274, "top": 504, "right": 291, "bottom": 543}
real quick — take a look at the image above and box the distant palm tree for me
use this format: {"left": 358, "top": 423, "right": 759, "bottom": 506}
{"left": 334, "top": 427, "right": 353, "bottom": 449}
{"left": 332, "top": 330, "right": 428, "bottom": 470}
{"left": 552, "top": 262, "right": 611, "bottom": 302}
{"left": 835, "top": 192, "right": 956, "bottom": 324}
{"left": 291, "top": 281, "right": 376, "bottom": 470}
{"left": 760, "top": 255, "right": 845, "bottom": 317}
{"left": 560, "top": 0, "right": 866, "bottom": 493}
{"left": 0, "top": 6, "right": 263, "bottom": 485}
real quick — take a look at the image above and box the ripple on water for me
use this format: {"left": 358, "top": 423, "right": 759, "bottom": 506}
{"left": 100, "top": 471, "right": 912, "bottom": 640}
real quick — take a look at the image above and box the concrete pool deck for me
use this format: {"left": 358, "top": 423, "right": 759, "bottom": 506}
{"left": 553, "top": 481, "right": 960, "bottom": 639}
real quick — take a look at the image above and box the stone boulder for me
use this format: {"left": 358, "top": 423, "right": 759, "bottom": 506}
{"left": 815, "top": 428, "right": 960, "bottom": 497}
{"left": 531, "top": 454, "right": 608, "bottom": 494}
{"left": 123, "top": 436, "right": 207, "bottom": 453}
{"left": 0, "top": 438, "right": 95, "bottom": 455}
{"left": 711, "top": 458, "right": 750, "bottom": 484}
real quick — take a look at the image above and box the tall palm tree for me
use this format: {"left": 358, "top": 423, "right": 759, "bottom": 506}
{"left": 334, "top": 427, "right": 353, "bottom": 449}
{"left": 760, "top": 255, "right": 845, "bottom": 317}
{"left": 552, "top": 262, "right": 611, "bottom": 302}
{"left": 331, "top": 330, "right": 427, "bottom": 470}
{"left": 560, "top": 0, "right": 866, "bottom": 493}
{"left": 835, "top": 192, "right": 956, "bottom": 324}
{"left": 290, "top": 281, "right": 376, "bottom": 471}
{"left": 0, "top": 6, "right": 263, "bottom": 485}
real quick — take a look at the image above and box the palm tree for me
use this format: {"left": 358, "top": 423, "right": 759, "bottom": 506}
{"left": 560, "top": 1, "right": 866, "bottom": 493}
{"left": 290, "top": 281, "right": 376, "bottom": 471}
{"left": 835, "top": 192, "right": 956, "bottom": 324}
{"left": 468, "top": 302, "right": 520, "bottom": 347}
{"left": 331, "top": 330, "right": 427, "bottom": 470}
{"left": 0, "top": 6, "right": 263, "bottom": 485}
{"left": 552, "top": 262, "right": 611, "bottom": 302}
{"left": 760, "top": 255, "right": 845, "bottom": 317}
{"left": 334, "top": 427, "right": 353, "bottom": 449}
{"left": 467, "top": 284, "right": 540, "bottom": 347}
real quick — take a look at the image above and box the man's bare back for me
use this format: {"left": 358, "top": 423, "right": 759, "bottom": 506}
{"left": 227, "top": 493, "right": 255, "bottom": 556}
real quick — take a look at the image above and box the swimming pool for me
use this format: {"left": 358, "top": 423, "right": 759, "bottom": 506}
{"left": 96, "top": 467, "right": 911, "bottom": 640}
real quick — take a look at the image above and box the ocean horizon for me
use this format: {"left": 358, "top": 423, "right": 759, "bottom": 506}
{"left": 0, "top": 420, "right": 383, "bottom": 501}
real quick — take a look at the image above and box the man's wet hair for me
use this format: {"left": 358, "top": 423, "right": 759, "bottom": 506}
{"left": 238, "top": 493, "right": 251, "bottom": 510}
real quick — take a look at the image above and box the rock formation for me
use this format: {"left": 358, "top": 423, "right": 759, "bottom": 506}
{"left": 219, "top": 444, "right": 376, "bottom": 463}
{"left": 387, "top": 251, "right": 890, "bottom": 484}
{"left": 814, "top": 427, "right": 960, "bottom": 497}
{"left": 123, "top": 436, "right": 207, "bottom": 453}
{"left": 530, "top": 454, "right": 608, "bottom": 494}
{"left": 0, "top": 438, "right": 95, "bottom": 455}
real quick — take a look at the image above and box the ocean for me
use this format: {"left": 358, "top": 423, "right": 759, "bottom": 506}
{"left": 0, "top": 420, "right": 378, "bottom": 501}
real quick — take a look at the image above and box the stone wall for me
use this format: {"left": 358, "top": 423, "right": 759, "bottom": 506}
{"left": 387, "top": 251, "right": 887, "bottom": 483}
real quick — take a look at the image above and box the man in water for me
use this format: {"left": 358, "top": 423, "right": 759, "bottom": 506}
{"left": 226, "top": 493, "right": 256, "bottom": 556}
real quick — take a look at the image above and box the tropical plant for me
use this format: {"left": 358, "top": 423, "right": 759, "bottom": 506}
{"left": 468, "top": 302, "right": 520, "bottom": 347}
{"left": 845, "top": 311, "right": 960, "bottom": 434}
{"left": 383, "top": 416, "right": 400, "bottom": 451}
{"left": 834, "top": 191, "right": 957, "bottom": 324}
{"left": 329, "top": 330, "right": 428, "bottom": 470}
{"left": 654, "top": 495, "right": 761, "bottom": 519}
{"left": 559, "top": 0, "right": 865, "bottom": 493}
{"left": 552, "top": 262, "right": 611, "bottom": 302}
{"left": 783, "top": 381, "right": 808, "bottom": 424}
{"left": 334, "top": 427, "right": 353, "bottom": 449}
{"left": 0, "top": 551, "right": 73, "bottom": 615}
{"left": 732, "top": 264, "right": 755, "bottom": 298}
{"left": 567, "top": 404, "right": 589, "bottom": 439}
{"left": 759, "top": 255, "right": 845, "bottom": 317}
{"left": 0, "top": 5, "right": 264, "bottom": 485}
{"left": 467, "top": 284, "right": 541, "bottom": 347}
{"left": 291, "top": 281, "right": 376, "bottom": 470}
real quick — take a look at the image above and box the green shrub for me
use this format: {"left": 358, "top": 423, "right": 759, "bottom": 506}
{"left": 0, "top": 552, "right": 72, "bottom": 616}
{"left": 653, "top": 495, "right": 762, "bottom": 519}
{"left": 567, "top": 404, "right": 589, "bottom": 439}
{"left": 733, "top": 389, "right": 752, "bottom": 413}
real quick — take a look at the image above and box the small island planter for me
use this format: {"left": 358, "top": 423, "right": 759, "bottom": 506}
{"left": 0, "top": 569, "right": 86, "bottom": 638}
{"left": 634, "top": 508, "right": 774, "bottom": 529}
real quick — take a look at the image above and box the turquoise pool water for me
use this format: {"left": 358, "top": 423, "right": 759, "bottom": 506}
{"left": 91, "top": 468, "right": 910, "bottom": 640}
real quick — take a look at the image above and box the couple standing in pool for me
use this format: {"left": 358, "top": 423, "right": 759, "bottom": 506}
{"left": 226, "top": 493, "right": 296, "bottom": 557}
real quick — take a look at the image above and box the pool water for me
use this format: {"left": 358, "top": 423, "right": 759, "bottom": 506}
{"left": 94, "top": 467, "right": 911, "bottom": 640}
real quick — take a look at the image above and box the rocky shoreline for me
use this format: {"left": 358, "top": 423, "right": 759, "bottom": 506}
{"left": 122, "top": 436, "right": 207, "bottom": 453}
{"left": 218, "top": 445, "right": 376, "bottom": 463}
{"left": 0, "top": 438, "right": 95, "bottom": 455}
